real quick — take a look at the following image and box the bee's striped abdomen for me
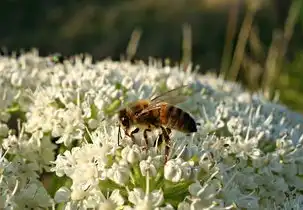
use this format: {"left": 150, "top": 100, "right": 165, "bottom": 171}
{"left": 180, "top": 112, "right": 197, "bottom": 133}
{"left": 164, "top": 105, "right": 197, "bottom": 133}
{"left": 166, "top": 105, "right": 180, "bottom": 128}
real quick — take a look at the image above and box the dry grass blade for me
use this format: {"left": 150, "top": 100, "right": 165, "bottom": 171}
{"left": 248, "top": 26, "right": 265, "bottom": 62}
{"left": 126, "top": 28, "right": 143, "bottom": 61}
{"left": 262, "top": 31, "right": 283, "bottom": 100}
{"left": 283, "top": 0, "right": 301, "bottom": 49}
{"left": 182, "top": 23, "right": 192, "bottom": 71}
{"left": 220, "top": 1, "right": 240, "bottom": 79}
{"left": 262, "top": 0, "right": 302, "bottom": 100}
{"left": 241, "top": 53, "right": 263, "bottom": 90}
{"left": 227, "top": 5, "right": 256, "bottom": 81}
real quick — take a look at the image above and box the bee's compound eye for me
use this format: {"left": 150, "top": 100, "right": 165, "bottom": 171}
{"left": 121, "top": 117, "right": 129, "bottom": 126}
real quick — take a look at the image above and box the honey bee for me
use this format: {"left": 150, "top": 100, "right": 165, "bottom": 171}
{"left": 118, "top": 85, "right": 197, "bottom": 161}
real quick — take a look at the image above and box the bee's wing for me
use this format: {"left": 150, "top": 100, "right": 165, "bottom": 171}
{"left": 135, "top": 103, "right": 163, "bottom": 118}
{"left": 136, "top": 85, "right": 189, "bottom": 117}
{"left": 150, "top": 85, "right": 189, "bottom": 104}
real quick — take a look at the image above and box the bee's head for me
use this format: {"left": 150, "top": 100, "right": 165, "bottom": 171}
{"left": 118, "top": 109, "right": 131, "bottom": 129}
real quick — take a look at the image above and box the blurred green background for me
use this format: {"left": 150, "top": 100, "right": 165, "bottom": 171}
{"left": 0, "top": 0, "right": 303, "bottom": 113}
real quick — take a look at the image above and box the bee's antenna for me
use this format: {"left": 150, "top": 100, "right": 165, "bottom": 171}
{"left": 118, "top": 124, "right": 121, "bottom": 146}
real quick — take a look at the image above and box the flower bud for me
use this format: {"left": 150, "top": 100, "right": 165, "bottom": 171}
{"left": 121, "top": 145, "right": 141, "bottom": 164}
{"left": 107, "top": 163, "right": 130, "bottom": 185}
{"left": 88, "top": 119, "right": 98, "bottom": 130}
{"left": 71, "top": 189, "right": 86, "bottom": 201}
{"left": 181, "top": 161, "right": 192, "bottom": 180}
{"left": 164, "top": 159, "right": 183, "bottom": 182}
{"left": 54, "top": 187, "right": 71, "bottom": 203}
{"left": 98, "top": 200, "right": 117, "bottom": 210}
{"left": 134, "top": 200, "right": 153, "bottom": 210}
{"left": 0, "top": 123, "right": 8, "bottom": 137}
{"left": 0, "top": 112, "right": 10, "bottom": 122}
{"left": 139, "top": 157, "right": 157, "bottom": 177}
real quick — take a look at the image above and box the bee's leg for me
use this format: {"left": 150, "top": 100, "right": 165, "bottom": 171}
{"left": 143, "top": 129, "right": 152, "bottom": 147}
{"left": 166, "top": 128, "right": 172, "bottom": 135}
{"left": 129, "top": 128, "right": 140, "bottom": 143}
{"left": 153, "top": 128, "right": 170, "bottom": 147}
{"left": 160, "top": 126, "right": 171, "bottom": 163}
{"left": 154, "top": 134, "right": 163, "bottom": 147}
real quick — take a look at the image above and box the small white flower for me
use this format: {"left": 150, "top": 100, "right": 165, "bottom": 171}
{"left": 177, "top": 201, "right": 190, "bottom": 210}
{"left": 237, "top": 92, "right": 252, "bottom": 103}
{"left": 164, "top": 159, "right": 183, "bottom": 182}
{"left": 188, "top": 180, "right": 221, "bottom": 209}
{"left": 215, "top": 102, "right": 231, "bottom": 120}
{"left": 11, "top": 71, "right": 23, "bottom": 87}
{"left": 282, "top": 162, "right": 297, "bottom": 179}
{"left": 0, "top": 123, "right": 8, "bottom": 137}
{"left": 267, "top": 154, "right": 283, "bottom": 173}
{"left": 54, "top": 187, "right": 71, "bottom": 203}
{"left": 156, "top": 204, "right": 174, "bottom": 210}
{"left": 70, "top": 188, "right": 87, "bottom": 201}
{"left": 128, "top": 188, "right": 145, "bottom": 206}
{"left": 287, "top": 176, "right": 303, "bottom": 191}
{"left": 107, "top": 162, "right": 130, "bottom": 186}
{"left": 70, "top": 163, "right": 99, "bottom": 189}
{"left": 236, "top": 194, "right": 259, "bottom": 209}
{"left": 50, "top": 150, "right": 76, "bottom": 177}
{"left": 139, "top": 156, "right": 158, "bottom": 177}
{"left": 122, "top": 76, "right": 134, "bottom": 89}
{"left": 199, "top": 151, "right": 214, "bottom": 173}
{"left": 226, "top": 117, "right": 244, "bottom": 135}
{"left": 107, "top": 189, "right": 125, "bottom": 207}
{"left": 1, "top": 51, "right": 303, "bottom": 210}
{"left": 128, "top": 188, "right": 164, "bottom": 209}
{"left": 133, "top": 200, "right": 154, "bottom": 210}
{"left": 88, "top": 118, "right": 99, "bottom": 129}
{"left": 0, "top": 111, "right": 10, "bottom": 122}
{"left": 180, "top": 161, "right": 192, "bottom": 180}
{"left": 122, "top": 145, "right": 142, "bottom": 164}
{"left": 94, "top": 189, "right": 125, "bottom": 210}
{"left": 98, "top": 200, "right": 117, "bottom": 210}
{"left": 276, "top": 138, "right": 295, "bottom": 156}
{"left": 164, "top": 158, "right": 194, "bottom": 182}
{"left": 234, "top": 172, "right": 256, "bottom": 190}
{"left": 175, "top": 144, "right": 201, "bottom": 161}
{"left": 273, "top": 176, "right": 288, "bottom": 192}
{"left": 166, "top": 75, "right": 182, "bottom": 90}
{"left": 2, "top": 133, "right": 20, "bottom": 154}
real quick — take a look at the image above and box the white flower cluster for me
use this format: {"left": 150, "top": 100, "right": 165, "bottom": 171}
{"left": 0, "top": 50, "right": 303, "bottom": 209}
{"left": 0, "top": 149, "right": 53, "bottom": 209}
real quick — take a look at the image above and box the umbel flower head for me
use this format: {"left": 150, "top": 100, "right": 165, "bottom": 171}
{"left": 0, "top": 50, "right": 303, "bottom": 209}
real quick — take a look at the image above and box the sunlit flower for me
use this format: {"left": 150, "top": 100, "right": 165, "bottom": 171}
{"left": 122, "top": 145, "right": 143, "bottom": 164}
{"left": 128, "top": 188, "right": 164, "bottom": 209}
{"left": 139, "top": 156, "right": 158, "bottom": 177}
{"left": 0, "top": 51, "right": 303, "bottom": 209}
{"left": 164, "top": 158, "right": 193, "bottom": 182}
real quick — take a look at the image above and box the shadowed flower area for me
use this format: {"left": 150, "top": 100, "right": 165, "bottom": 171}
{"left": 0, "top": 51, "right": 303, "bottom": 209}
